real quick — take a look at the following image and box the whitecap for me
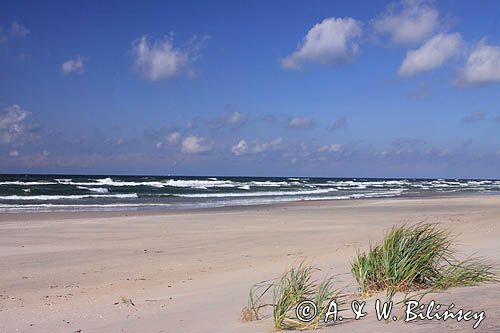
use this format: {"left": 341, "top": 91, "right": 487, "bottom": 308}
{"left": 0, "top": 193, "right": 138, "bottom": 200}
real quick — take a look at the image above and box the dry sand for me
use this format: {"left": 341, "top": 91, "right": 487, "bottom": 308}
{"left": 0, "top": 195, "right": 499, "bottom": 332}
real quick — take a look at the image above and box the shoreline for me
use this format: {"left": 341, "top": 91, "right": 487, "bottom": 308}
{"left": 0, "top": 191, "right": 496, "bottom": 220}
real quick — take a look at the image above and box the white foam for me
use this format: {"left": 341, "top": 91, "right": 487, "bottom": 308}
{"left": 77, "top": 186, "right": 109, "bottom": 193}
{"left": 250, "top": 181, "right": 289, "bottom": 187}
{"left": 0, "top": 181, "right": 58, "bottom": 185}
{"left": 54, "top": 178, "right": 165, "bottom": 188}
{"left": 96, "top": 178, "right": 164, "bottom": 188}
{"left": 0, "top": 193, "right": 138, "bottom": 200}
{"left": 175, "top": 188, "right": 339, "bottom": 198}
{"left": 0, "top": 202, "right": 171, "bottom": 212}
{"left": 163, "top": 179, "right": 236, "bottom": 188}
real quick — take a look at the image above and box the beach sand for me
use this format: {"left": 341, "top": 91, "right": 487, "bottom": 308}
{"left": 0, "top": 195, "right": 499, "bottom": 332}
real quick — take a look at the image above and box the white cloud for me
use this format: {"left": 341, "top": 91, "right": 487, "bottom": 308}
{"left": 253, "top": 138, "right": 283, "bottom": 153}
{"left": 317, "top": 144, "right": 343, "bottom": 153}
{"left": 225, "top": 111, "right": 247, "bottom": 128}
{"left": 209, "top": 110, "right": 248, "bottom": 130}
{"left": 132, "top": 34, "right": 206, "bottom": 81}
{"left": 281, "top": 17, "right": 362, "bottom": 70}
{"left": 231, "top": 138, "right": 282, "bottom": 156}
{"left": 181, "top": 136, "right": 212, "bottom": 154}
{"left": 167, "top": 131, "right": 181, "bottom": 144}
{"left": 156, "top": 131, "right": 181, "bottom": 149}
{"left": 458, "top": 41, "right": 500, "bottom": 85}
{"left": 1, "top": 22, "right": 30, "bottom": 42}
{"left": 399, "top": 33, "right": 462, "bottom": 76}
{"left": 288, "top": 117, "right": 315, "bottom": 129}
{"left": 8, "top": 149, "right": 19, "bottom": 157}
{"left": 62, "top": 55, "right": 85, "bottom": 75}
{"left": 373, "top": 0, "right": 439, "bottom": 45}
{"left": 231, "top": 140, "right": 248, "bottom": 156}
{"left": 0, "top": 104, "right": 30, "bottom": 144}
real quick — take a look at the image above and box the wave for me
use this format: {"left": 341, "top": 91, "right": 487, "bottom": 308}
{"left": 2, "top": 175, "right": 500, "bottom": 213}
{"left": 0, "top": 193, "right": 138, "bottom": 200}
{"left": 0, "top": 202, "right": 171, "bottom": 212}
{"left": 0, "top": 189, "right": 407, "bottom": 212}
{"left": 249, "top": 181, "right": 290, "bottom": 187}
{"left": 162, "top": 179, "right": 237, "bottom": 188}
{"left": 175, "top": 188, "right": 339, "bottom": 198}
{"left": 53, "top": 178, "right": 164, "bottom": 187}
{"left": 77, "top": 186, "right": 109, "bottom": 193}
{"left": 0, "top": 181, "right": 58, "bottom": 186}
{"left": 55, "top": 178, "right": 240, "bottom": 189}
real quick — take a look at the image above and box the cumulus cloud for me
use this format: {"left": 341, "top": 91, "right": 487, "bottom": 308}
{"left": 372, "top": 0, "right": 439, "bottom": 45}
{"left": 231, "top": 138, "right": 282, "bottom": 156}
{"left": 399, "top": 33, "right": 462, "bottom": 76}
{"left": 317, "top": 144, "right": 343, "bottom": 153}
{"left": 181, "top": 136, "right": 212, "bottom": 154}
{"left": 462, "top": 112, "right": 485, "bottom": 124}
{"left": 281, "top": 17, "right": 362, "bottom": 70}
{"left": 288, "top": 116, "right": 315, "bottom": 129}
{"left": 0, "top": 104, "right": 30, "bottom": 144}
{"left": 8, "top": 149, "right": 19, "bottom": 157}
{"left": 458, "top": 41, "right": 500, "bottom": 85}
{"left": 132, "top": 34, "right": 207, "bottom": 81}
{"left": 62, "top": 55, "right": 85, "bottom": 75}
{"left": 330, "top": 116, "right": 348, "bottom": 130}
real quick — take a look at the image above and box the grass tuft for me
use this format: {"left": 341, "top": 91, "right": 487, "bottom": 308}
{"left": 245, "top": 262, "right": 345, "bottom": 330}
{"left": 351, "top": 223, "right": 497, "bottom": 298}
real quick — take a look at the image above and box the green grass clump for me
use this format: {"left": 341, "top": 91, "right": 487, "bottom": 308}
{"left": 245, "top": 262, "right": 345, "bottom": 330}
{"left": 351, "top": 223, "right": 497, "bottom": 298}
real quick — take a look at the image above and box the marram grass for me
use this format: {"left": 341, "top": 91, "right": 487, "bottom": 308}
{"left": 351, "top": 223, "right": 497, "bottom": 298}
{"left": 244, "top": 262, "right": 345, "bottom": 330}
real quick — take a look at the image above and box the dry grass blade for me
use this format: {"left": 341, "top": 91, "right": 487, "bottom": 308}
{"left": 244, "top": 262, "right": 346, "bottom": 330}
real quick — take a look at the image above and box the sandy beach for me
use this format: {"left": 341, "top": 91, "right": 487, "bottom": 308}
{"left": 0, "top": 195, "right": 499, "bottom": 332}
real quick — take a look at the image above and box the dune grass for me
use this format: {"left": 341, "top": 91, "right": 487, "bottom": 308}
{"left": 351, "top": 223, "right": 497, "bottom": 299}
{"left": 244, "top": 262, "right": 345, "bottom": 330}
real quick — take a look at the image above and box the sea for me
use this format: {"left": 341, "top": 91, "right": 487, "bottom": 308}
{"left": 0, "top": 174, "right": 499, "bottom": 213}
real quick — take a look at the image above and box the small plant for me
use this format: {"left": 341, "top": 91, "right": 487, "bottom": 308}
{"left": 243, "top": 279, "right": 274, "bottom": 321}
{"left": 351, "top": 223, "right": 497, "bottom": 299}
{"left": 244, "top": 262, "right": 345, "bottom": 330}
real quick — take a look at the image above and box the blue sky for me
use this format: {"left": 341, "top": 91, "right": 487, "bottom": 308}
{"left": 1, "top": 0, "right": 500, "bottom": 178}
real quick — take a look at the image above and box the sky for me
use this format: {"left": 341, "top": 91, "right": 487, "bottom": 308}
{"left": 1, "top": 0, "right": 500, "bottom": 178}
